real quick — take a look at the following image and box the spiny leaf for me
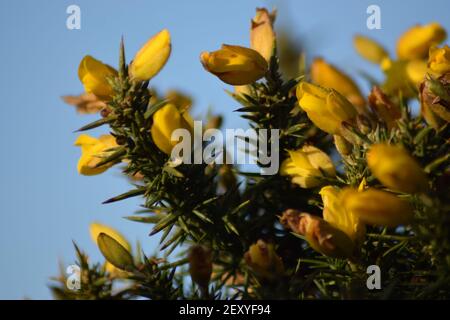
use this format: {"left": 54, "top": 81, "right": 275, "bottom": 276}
{"left": 124, "top": 215, "right": 162, "bottom": 224}
{"left": 75, "top": 115, "right": 117, "bottom": 132}
{"left": 94, "top": 146, "right": 127, "bottom": 168}
{"left": 103, "top": 187, "right": 146, "bottom": 204}
{"left": 192, "top": 210, "right": 213, "bottom": 224}
{"left": 144, "top": 99, "right": 169, "bottom": 119}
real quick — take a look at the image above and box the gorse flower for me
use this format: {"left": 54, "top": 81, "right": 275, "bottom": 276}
{"left": 310, "top": 57, "right": 365, "bottom": 108}
{"left": 74, "top": 134, "right": 118, "bottom": 175}
{"left": 367, "top": 143, "right": 429, "bottom": 194}
{"left": 356, "top": 23, "right": 446, "bottom": 98}
{"left": 396, "top": 22, "right": 446, "bottom": 60}
{"left": 280, "top": 146, "right": 335, "bottom": 188}
{"left": 250, "top": 8, "right": 276, "bottom": 62}
{"left": 320, "top": 186, "right": 365, "bottom": 244}
{"left": 341, "top": 188, "right": 414, "bottom": 227}
{"left": 150, "top": 103, "right": 193, "bottom": 155}
{"left": 129, "top": 29, "right": 171, "bottom": 82}
{"left": 428, "top": 45, "right": 450, "bottom": 76}
{"left": 200, "top": 44, "right": 268, "bottom": 85}
{"left": 244, "top": 240, "right": 284, "bottom": 280}
{"left": 296, "top": 82, "right": 358, "bottom": 135}
{"left": 280, "top": 210, "right": 356, "bottom": 259}
{"left": 353, "top": 34, "right": 389, "bottom": 65}
{"left": 78, "top": 55, "right": 117, "bottom": 100}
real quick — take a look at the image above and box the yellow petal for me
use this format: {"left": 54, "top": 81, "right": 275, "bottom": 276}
{"left": 397, "top": 22, "right": 446, "bottom": 60}
{"left": 130, "top": 29, "right": 171, "bottom": 82}
{"left": 90, "top": 222, "right": 131, "bottom": 252}
{"left": 342, "top": 188, "right": 414, "bottom": 227}
{"left": 310, "top": 58, "right": 365, "bottom": 108}
{"left": 250, "top": 8, "right": 276, "bottom": 62}
{"left": 78, "top": 55, "right": 117, "bottom": 100}
{"left": 367, "top": 144, "right": 428, "bottom": 193}
{"left": 353, "top": 35, "right": 389, "bottom": 64}
{"left": 200, "top": 45, "right": 268, "bottom": 85}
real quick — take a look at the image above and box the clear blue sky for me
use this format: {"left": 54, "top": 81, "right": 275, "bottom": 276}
{"left": 0, "top": 0, "right": 449, "bottom": 299}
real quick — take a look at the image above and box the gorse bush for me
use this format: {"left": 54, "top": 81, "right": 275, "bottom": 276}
{"left": 53, "top": 8, "right": 450, "bottom": 299}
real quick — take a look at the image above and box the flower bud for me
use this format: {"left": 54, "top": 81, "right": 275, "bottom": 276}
{"left": 296, "top": 82, "right": 358, "bottom": 135}
{"left": 353, "top": 35, "right": 389, "bottom": 65}
{"left": 341, "top": 188, "right": 414, "bottom": 227}
{"left": 129, "top": 29, "right": 171, "bottom": 82}
{"left": 165, "top": 90, "right": 193, "bottom": 112}
{"left": 310, "top": 58, "right": 365, "bottom": 108}
{"left": 333, "top": 134, "right": 352, "bottom": 156}
{"left": 367, "top": 143, "right": 429, "bottom": 194}
{"left": 200, "top": 45, "right": 268, "bottom": 85}
{"left": 78, "top": 55, "right": 117, "bottom": 100}
{"left": 250, "top": 8, "right": 276, "bottom": 62}
{"left": 428, "top": 45, "right": 450, "bottom": 76}
{"left": 188, "top": 245, "right": 212, "bottom": 289}
{"left": 420, "top": 74, "right": 450, "bottom": 126}
{"left": 356, "top": 114, "right": 372, "bottom": 134}
{"left": 280, "top": 210, "right": 355, "bottom": 259}
{"left": 280, "top": 145, "right": 335, "bottom": 188}
{"left": 90, "top": 222, "right": 132, "bottom": 274}
{"left": 244, "top": 240, "right": 284, "bottom": 279}
{"left": 396, "top": 23, "right": 446, "bottom": 60}
{"left": 150, "top": 103, "right": 193, "bottom": 155}
{"left": 368, "top": 86, "right": 401, "bottom": 130}
{"left": 74, "top": 134, "right": 118, "bottom": 175}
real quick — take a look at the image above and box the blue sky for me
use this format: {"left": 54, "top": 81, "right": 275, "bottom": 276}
{"left": 0, "top": 0, "right": 449, "bottom": 299}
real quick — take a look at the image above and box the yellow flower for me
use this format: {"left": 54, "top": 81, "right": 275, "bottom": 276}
{"left": 367, "top": 144, "right": 428, "bottom": 194}
{"left": 129, "top": 29, "right": 171, "bottom": 82}
{"left": 353, "top": 35, "right": 389, "bottom": 65}
{"left": 310, "top": 58, "right": 365, "bottom": 108}
{"left": 280, "top": 146, "right": 335, "bottom": 188}
{"left": 244, "top": 240, "right": 284, "bottom": 280}
{"left": 342, "top": 188, "right": 414, "bottom": 227}
{"left": 320, "top": 186, "right": 365, "bottom": 244}
{"left": 250, "top": 8, "right": 276, "bottom": 62}
{"left": 150, "top": 103, "right": 193, "bottom": 155}
{"left": 428, "top": 45, "right": 450, "bottom": 76}
{"left": 280, "top": 210, "right": 355, "bottom": 259}
{"left": 396, "top": 23, "right": 446, "bottom": 60}
{"left": 296, "top": 82, "right": 358, "bottom": 135}
{"left": 406, "top": 59, "right": 428, "bottom": 86}
{"left": 74, "top": 134, "right": 118, "bottom": 176}
{"left": 165, "top": 90, "right": 193, "bottom": 112}
{"left": 89, "top": 222, "right": 132, "bottom": 274}
{"left": 200, "top": 44, "right": 268, "bottom": 85}
{"left": 78, "top": 55, "right": 117, "bottom": 100}
{"left": 382, "top": 60, "right": 417, "bottom": 97}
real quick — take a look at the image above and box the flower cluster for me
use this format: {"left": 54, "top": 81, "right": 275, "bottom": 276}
{"left": 55, "top": 8, "right": 450, "bottom": 300}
